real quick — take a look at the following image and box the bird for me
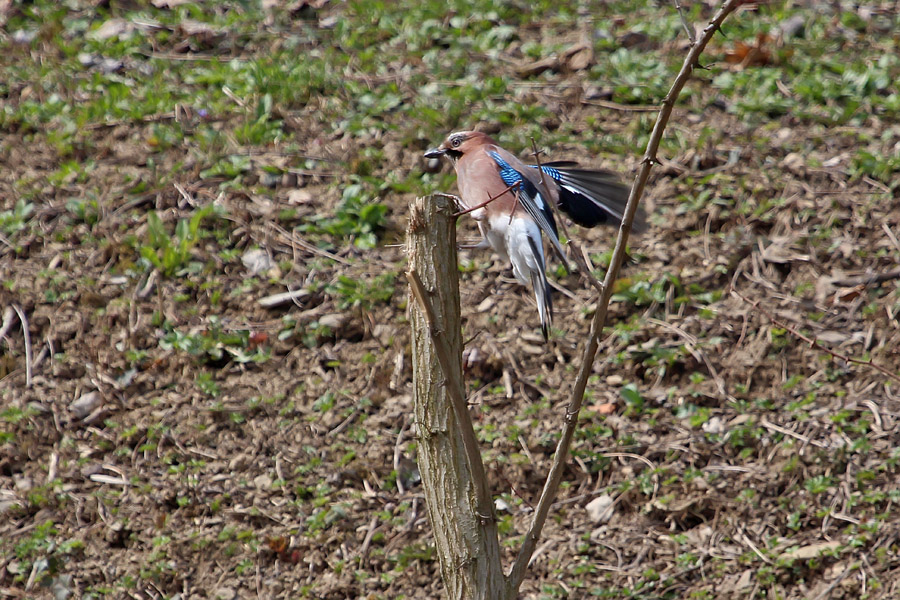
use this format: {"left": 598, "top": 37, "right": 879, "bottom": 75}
{"left": 425, "top": 130, "right": 637, "bottom": 340}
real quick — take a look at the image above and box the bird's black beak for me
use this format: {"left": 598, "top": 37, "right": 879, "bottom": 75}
{"left": 424, "top": 147, "right": 445, "bottom": 159}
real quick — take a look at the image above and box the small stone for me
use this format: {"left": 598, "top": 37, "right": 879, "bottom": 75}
{"left": 782, "top": 152, "right": 805, "bottom": 175}
{"left": 12, "top": 30, "right": 38, "bottom": 44}
{"left": 318, "top": 313, "right": 348, "bottom": 330}
{"left": 584, "top": 85, "right": 613, "bottom": 101}
{"left": 13, "top": 474, "right": 33, "bottom": 492}
{"left": 476, "top": 297, "right": 496, "bottom": 312}
{"left": 586, "top": 494, "right": 615, "bottom": 523}
{"left": 372, "top": 324, "right": 393, "bottom": 346}
{"left": 70, "top": 391, "right": 102, "bottom": 420}
{"left": 78, "top": 52, "right": 97, "bottom": 67}
{"left": 88, "top": 19, "right": 133, "bottom": 41}
{"left": 253, "top": 474, "right": 272, "bottom": 490}
{"left": 260, "top": 171, "right": 280, "bottom": 188}
{"left": 702, "top": 416, "right": 724, "bottom": 435}
{"left": 287, "top": 189, "right": 313, "bottom": 205}
{"left": 214, "top": 587, "right": 236, "bottom": 600}
{"left": 241, "top": 249, "right": 274, "bottom": 275}
{"left": 281, "top": 172, "right": 298, "bottom": 188}
{"left": 49, "top": 574, "right": 74, "bottom": 600}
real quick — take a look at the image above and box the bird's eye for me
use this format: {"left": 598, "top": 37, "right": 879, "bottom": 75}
{"left": 450, "top": 136, "right": 461, "bottom": 148}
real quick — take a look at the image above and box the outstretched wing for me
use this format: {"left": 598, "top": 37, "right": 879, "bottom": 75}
{"left": 486, "top": 150, "right": 569, "bottom": 268}
{"left": 532, "top": 162, "right": 639, "bottom": 230}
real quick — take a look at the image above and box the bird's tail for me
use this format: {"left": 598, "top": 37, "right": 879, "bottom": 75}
{"left": 540, "top": 161, "right": 645, "bottom": 232}
{"left": 508, "top": 217, "right": 554, "bottom": 341}
{"left": 524, "top": 235, "right": 552, "bottom": 340}
{"left": 530, "top": 269, "right": 552, "bottom": 341}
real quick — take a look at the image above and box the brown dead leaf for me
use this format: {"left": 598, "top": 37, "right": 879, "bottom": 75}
{"left": 588, "top": 402, "right": 617, "bottom": 415}
{"left": 831, "top": 284, "right": 864, "bottom": 304}
{"left": 725, "top": 33, "right": 772, "bottom": 68}
{"left": 563, "top": 42, "right": 593, "bottom": 71}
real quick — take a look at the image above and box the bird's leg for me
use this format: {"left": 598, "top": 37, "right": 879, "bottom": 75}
{"left": 453, "top": 183, "right": 518, "bottom": 217}
{"left": 458, "top": 222, "right": 490, "bottom": 250}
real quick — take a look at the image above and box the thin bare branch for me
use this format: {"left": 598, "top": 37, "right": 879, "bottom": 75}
{"left": 505, "top": 1, "right": 746, "bottom": 595}
{"left": 673, "top": 0, "right": 697, "bottom": 44}
{"left": 453, "top": 183, "right": 519, "bottom": 217}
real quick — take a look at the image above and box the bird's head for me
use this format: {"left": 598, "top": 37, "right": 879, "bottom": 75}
{"left": 424, "top": 130, "right": 491, "bottom": 163}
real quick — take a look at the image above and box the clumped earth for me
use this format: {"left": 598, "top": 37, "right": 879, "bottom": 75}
{"left": 1, "top": 1, "right": 899, "bottom": 598}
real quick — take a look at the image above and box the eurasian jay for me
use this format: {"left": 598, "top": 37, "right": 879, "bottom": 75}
{"left": 424, "top": 130, "right": 634, "bottom": 340}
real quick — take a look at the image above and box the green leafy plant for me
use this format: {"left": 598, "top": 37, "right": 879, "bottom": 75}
{"left": 139, "top": 205, "right": 221, "bottom": 277}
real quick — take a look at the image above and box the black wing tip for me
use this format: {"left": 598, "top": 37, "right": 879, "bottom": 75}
{"left": 553, "top": 167, "right": 650, "bottom": 232}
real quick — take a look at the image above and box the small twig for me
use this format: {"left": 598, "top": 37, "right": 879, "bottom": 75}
{"left": 453, "top": 183, "right": 519, "bottom": 217}
{"left": 861, "top": 399, "right": 883, "bottom": 432}
{"left": 139, "top": 50, "right": 251, "bottom": 62}
{"left": 812, "top": 564, "right": 854, "bottom": 600}
{"left": 505, "top": 2, "right": 746, "bottom": 596}
{"left": 673, "top": 0, "right": 697, "bottom": 44}
{"left": 406, "top": 269, "right": 495, "bottom": 525}
{"left": 269, "top": 223, "right": 351, "bottom": 265}
{"left": 828, "top": 268, "right": 900, "bottom": 287}
{"left": 357, "top": 515, "right": 380, "bottom": 567}
{"left": 327, "top": 408, "right": 360, "bottom": 437}
{"left": 881, "top": 222, "right": 900, "bottom": 255}
{"left": 12, "top": 304, "right": 32, "bottom": 388}
{"left": 760, "top": 418, "right": 828, "bottom": 448}
{"left": 737, "top": 526, "right": 773, "bottom": 565}
{"left": 731, "top": 289, "right": 900, "bottom": 383}
{"left": 580, "top": 99, "right": 661, "bottom": 112}
{"left": 173, "top": 182, "right": 197, "bottom": 207}
{"left": 602, "top": 452, "right": 657, "bottom": 471}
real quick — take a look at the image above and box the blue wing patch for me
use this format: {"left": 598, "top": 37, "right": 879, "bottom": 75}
{"left": 536, "top": 165, "right": 562, "bottom": 182}
{"left": 488, "top": 151, "right": 538, "bottom": 198}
